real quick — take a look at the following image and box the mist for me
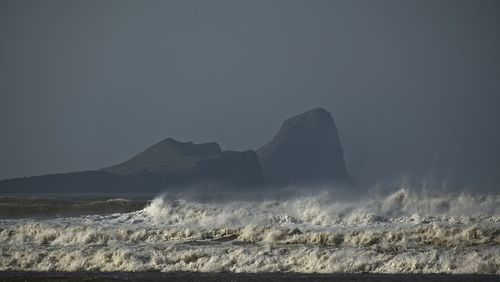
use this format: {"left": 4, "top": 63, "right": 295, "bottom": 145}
{"left": 1, "top": 0, "right": 499, "bottom": 192}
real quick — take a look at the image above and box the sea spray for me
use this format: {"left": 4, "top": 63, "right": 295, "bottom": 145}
{"left": 0, "top": 189, "right": 499, "bottom": 273}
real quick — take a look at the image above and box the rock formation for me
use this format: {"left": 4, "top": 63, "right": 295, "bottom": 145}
{"left": 257, "top": 108, "right": 351, "bottom": 185}
{"left": 102, "top": 138, "right": 223, "bottom": 175}
{"left": 0, "top": 108, "right": 351, "bottom": 193}
{"left": 0, "top": 139, "right": 264, "bottom": 193}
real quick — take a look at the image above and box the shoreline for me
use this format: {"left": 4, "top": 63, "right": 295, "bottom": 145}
{"left": 0, "top": 272, "right": 498, "bottom": 282}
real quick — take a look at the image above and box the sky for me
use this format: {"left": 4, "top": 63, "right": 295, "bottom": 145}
{"left": 1, "top": 0, "right": 499, "bottom": 190}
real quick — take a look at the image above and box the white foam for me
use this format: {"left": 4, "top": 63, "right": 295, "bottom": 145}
{"left": 0, "top": 189, "right": 499, "bottom": 273}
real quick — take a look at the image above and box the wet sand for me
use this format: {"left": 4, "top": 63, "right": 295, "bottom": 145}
{"left": 0, "top": 272, "right": 499, "bottom": 282}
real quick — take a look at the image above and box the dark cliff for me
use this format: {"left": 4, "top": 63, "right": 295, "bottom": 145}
{"left": 257, "top": 108, "right": 351, "bottom": 185}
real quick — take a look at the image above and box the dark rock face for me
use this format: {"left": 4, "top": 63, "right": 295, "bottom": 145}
{"left": 0, "top": 139, "right": 265, "bottom": 194}
{"left": 163, "top": 150, "right": 264, "bottom": 187}
{"left": 257, "top": 108, "right": 351, "bottom": 185}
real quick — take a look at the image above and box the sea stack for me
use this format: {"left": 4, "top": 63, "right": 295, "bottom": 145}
{"left": 257, "top": 108, "right": 351, "bottom": 186}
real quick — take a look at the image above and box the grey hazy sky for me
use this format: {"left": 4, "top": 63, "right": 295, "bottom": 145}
{"left": 1, "top": 0, "right": 499, "bottom": 189}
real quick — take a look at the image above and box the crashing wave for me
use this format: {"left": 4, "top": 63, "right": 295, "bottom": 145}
{"left": 0, "top": 189, "right": 498, "bottom": 273}
{"left": 143, "top": 188, "right": 500, "bottom": 226}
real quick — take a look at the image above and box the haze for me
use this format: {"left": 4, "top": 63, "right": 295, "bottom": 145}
{"left": 1, "top": 0, "right": 499, "bottom": 191}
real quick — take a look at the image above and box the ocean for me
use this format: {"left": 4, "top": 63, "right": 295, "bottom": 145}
{"left": 0, "top": 188, "right": 498, "bottom": 279}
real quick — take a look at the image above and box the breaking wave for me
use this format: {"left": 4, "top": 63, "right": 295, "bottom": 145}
{"left": 144, "top": 188, "right": 500, "bottom": 226}
{"left": 0, "top": 189, "right": 499, "bottom": 273}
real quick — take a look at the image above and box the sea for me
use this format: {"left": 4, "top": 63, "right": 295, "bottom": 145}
{"left": 0, "top": 187, "right": 499, "bottom": 281}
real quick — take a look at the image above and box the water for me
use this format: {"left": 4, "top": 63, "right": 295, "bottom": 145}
{"left": 0, "top": 188, "right": 499, "bottom": 274}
